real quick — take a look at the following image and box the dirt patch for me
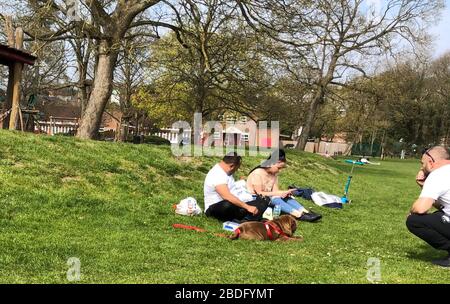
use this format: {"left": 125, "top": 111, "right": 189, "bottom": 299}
{"left": 14, "top": 162, "right": 26, "bottom": 169}
{"left": 314, "top": 162, "right": 339, "bottom": 175}
{"left": 176, "top": 156, "right": 203, "bottom": 165}
{"left": 62, "top": 176, "right": 82, "bottom": 183}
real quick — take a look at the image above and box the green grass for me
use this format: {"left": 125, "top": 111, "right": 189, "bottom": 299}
{"left": 0, "top": 129, "right": 449, "bottom": 284}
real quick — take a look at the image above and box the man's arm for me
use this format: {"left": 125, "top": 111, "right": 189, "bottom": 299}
{"left": 410, "top": 197, "right": 435, "bottom": 214}
{"left": 216, "top": 184, "right": 258, "bottom": 215}
{"left": 412, "top": 171, "right": 442, "bottom": 214}
{"left": 416, "top": 170, "right": 427, "bottom": 188}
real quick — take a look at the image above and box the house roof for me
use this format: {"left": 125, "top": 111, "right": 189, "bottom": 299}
{"left": 0, "top": 44, "right": 37, "bottom": 66}
{"left": 37, "top": 100, "right": 81, "bottom": 120}
{"left": 223, "top": 126, "right": 243, "bottom": 134}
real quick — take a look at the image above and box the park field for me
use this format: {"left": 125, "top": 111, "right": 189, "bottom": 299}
{"left": 0, "top": 130, "right": 449, "bottom": 284}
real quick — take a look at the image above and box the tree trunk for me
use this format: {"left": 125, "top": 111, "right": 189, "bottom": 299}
{"left": 9, "top": 62, "right": 24, "bottom": 130}
{"left": 445, "top": 128, "right": 449, "bottom": 147}
{"left": 295, "top": 49, "right": 340, "bottom": 151}
{"left": 76, "top": 40, "right": 118, "bottom": 139}
{"left": 370, "top": 130, "right": 377, "bottom": 156}
{"left": 79, "top": 84, "right": 89, "bottom": 117}
{"left": 2, "top": 65, "right": 14, "bottom": 129}
{"left": 296, "top": 87, "right": 325, "bottom": 150}
{"left": 3, "top": 15, "right": 14, "bottom": 129}
{"left": 115, "top": 117, "right": 123, "bottom": 142}
{"left": 380, "top": 130, "right": 386, "bottom": 160}
{"left": 78, "top": 67, "right": 89, "bottom": 117}
{"left": 359, "top": 133, "right": 364, "bottom": 155}
{"left": 9, "top": 28, "right": 24, "bottom": 131}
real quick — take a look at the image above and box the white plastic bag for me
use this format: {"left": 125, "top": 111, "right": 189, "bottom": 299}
{"left": 231, "top": 180, "right": 254, "bottom": 203}
{"left": 175, "top": 197, "right": 202, "bottom": 216}
{"left": 311, "top": 192, "right": 342, "bottom": 206}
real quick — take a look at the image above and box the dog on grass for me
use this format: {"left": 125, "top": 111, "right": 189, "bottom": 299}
{"left": 229, "top": 215, "right": 303, "bottom": 241}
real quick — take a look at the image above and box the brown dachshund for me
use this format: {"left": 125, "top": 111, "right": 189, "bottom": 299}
{"left": 229, "top": 215, "right": 303, "bottom": 241}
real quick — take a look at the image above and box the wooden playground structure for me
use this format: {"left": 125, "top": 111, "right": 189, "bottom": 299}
{"left": 0, "top": 17, "right": 38, "bottom": 132}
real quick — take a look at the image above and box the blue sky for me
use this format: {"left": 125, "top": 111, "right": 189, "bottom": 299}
{"left": 430, "top": 0, "right": 450, "bottom": 57}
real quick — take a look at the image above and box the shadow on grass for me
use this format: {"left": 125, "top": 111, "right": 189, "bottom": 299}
{"left": 406, "top": 244, "right": 446, "bottom": 262}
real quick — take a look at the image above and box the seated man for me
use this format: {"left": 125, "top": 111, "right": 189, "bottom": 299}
{"left": 406, "top": 146, "right": 450, "bottom": 267}
{"left": 204, "top": 152, "right": 269, "bottom": 222}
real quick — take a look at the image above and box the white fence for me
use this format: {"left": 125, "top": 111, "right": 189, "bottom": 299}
{"left": 36, "top": 117, "right": 79, "bottom": 135}
{"left": 152, "top": 128, "right": 192, "bottom": 144}
{"left": 305, "top": 141, "right": 351, "bottom": 156}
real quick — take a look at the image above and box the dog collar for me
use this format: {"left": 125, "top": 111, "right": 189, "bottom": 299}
{"left": 265, "top": 222, "right": 287, "bottom": 240}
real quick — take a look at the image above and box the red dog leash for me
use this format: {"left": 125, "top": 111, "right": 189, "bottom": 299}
{"left": 265, "top": 221, "right": 288, "bottom": 240}
{"left": 172, "top": 224, "right": 228, "bottom": 238}
{"left": 172, "top": 223, "right": 207, "bottom": 232}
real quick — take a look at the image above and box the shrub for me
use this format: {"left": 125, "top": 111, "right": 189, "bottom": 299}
{"left": 143, "top": 135, "right": 171, "bottom": 146}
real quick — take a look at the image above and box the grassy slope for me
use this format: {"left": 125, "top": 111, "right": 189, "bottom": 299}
{"left": 0, "top": 130, "right": 449, "bottom": 284}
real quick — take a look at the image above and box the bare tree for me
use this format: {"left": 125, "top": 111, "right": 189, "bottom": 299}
{"left": 1, "top": 11, "right": 70, "bottom": 124}
{"left": 22, "top": 0, "right": 186, "bottom": 139}
{"left": 114, "top": 32, "right": 153, "bottom": 141}
{"left": 68, "top": 33, "right": 94, "bottom": 116}
{"left": 237, "top": 0, "right": 445, "bottom": 150}
{"left": 154, "top": 0, "right": 242, "bottom": 117}
{"left": 429, "top": 53, "right": 450, "bottom": 146}
{"left": 139, "top": 0, "right": 275, "bottom": 123}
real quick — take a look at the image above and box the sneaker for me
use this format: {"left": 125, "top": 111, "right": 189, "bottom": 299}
{"left": 288, "top": 184, "right": 299, "bottom": 190}
{"left": 432, "top": 254, "right": 450, "bottom": 267}
{"left": 299, "top": 211, "right": 322, "bottom": 222}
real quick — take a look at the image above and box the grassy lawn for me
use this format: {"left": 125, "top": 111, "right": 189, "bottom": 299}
{"left": 0, "top": 129, "right": 449, "bottom": 284}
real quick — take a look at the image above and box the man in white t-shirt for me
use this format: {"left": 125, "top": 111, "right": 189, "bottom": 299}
{"left": 406, "top": 146, "right": 450, "bottom": 267}
{"left": 204, "top": 153, "right": 269, "bottom": 222}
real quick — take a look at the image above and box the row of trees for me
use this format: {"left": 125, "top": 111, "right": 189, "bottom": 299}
{"left": 327, "top": 53, "right": 450, "bottom": 155}
{"left": 0, "top": 0, "right": 447, "bottom": 151}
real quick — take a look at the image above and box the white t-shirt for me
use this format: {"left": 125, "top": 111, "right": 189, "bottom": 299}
{"left": 420, "top": 164, "right": 450, "bottom": 215}
{"left": 204, "top": 164, "right": 236, "bottom": 211}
